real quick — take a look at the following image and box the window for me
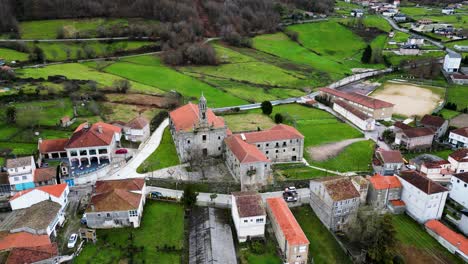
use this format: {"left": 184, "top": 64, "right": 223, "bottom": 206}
{"left": 275, "top": 150, "right": 279, "bottom": 153}
{"left": 266, "top": 143, "right": 269, "bottom": 147}
{"left": 129, "top": 210, "right": 138, "bottom": 217}
{"left": 14, "top": 177, "right": 19, "bottom": 182}
{"left": 23, "top": 167, "right": 25, "bottom": 169}
{"left": 257, "top": 144, "right": 260, "bottom": 148}
{"left": 106, "top": 213, "right": 111, "bottom": 217}
{"left": 283, "top": 149, "right": 286, "bottom": 152}
{"left": 283, "top": 142, "right": 287, "bottom": 147}
{"left": 89, "top": 149, "right": 96, "bottom": 155}
{"left": 70, "top": 151, "right": 78, "bottom": 157}
{"left": 218, "top": 136, "right": 221, "bottom": 140}
{"left": 465, "top": 184, "right": 467, "bottom": 188}
{"left": 218, "top": 147, "right": 221, "bottom": 151}
{"left": 80, "top": 150, "right": 87, "bottom": 155}
{"left": 187, "top": 140, "right": 191, "bottom": 144}
{"left": 22, "top": 176, "right": 27, "bottom": 180}
{"left": 266, "top": 151, "right": 269, "bottom": 154}
{"left": 275, "top": 142, "right": 279, "bottom": 147}
{"left": 293, "top": 148, "right": 296, "bottom": 151}
{"left": 99, "top": 149, "right": 107, "bottom": 154}
{"left": 244, "top": 220, "right": 248, "bottom": 223}
{"left": 256, "top": 218, "right": 264, "bottom": 223}
{"left": 202, "top": 135, "right": 207, "bottom": 141}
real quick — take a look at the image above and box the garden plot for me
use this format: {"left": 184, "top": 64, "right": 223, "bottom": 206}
{"left": 371, "top": 82, "right": 444, "bottom": 117}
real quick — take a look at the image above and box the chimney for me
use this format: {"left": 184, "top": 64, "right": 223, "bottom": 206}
{"left": 98, "top": 125, "right": 103, "bottom": 134}
{"left": 240, "top": 133, "right": 246, "bottom": 141}
{"left": 84, "top": 122, "right": 89, "bottom": 129}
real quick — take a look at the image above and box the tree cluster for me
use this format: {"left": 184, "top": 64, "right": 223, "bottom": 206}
{"left": 444, "top": 102, "right": 458, "bottom": 111}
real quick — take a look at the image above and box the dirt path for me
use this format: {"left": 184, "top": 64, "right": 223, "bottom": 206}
{"left": 308, "top": 138, "right": 366, "bottom": 161}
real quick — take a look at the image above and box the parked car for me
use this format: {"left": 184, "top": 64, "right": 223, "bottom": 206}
{"left": 283, "top": 192, "right": 298, "bottom": 203}
{"left": 115, "top": 149, "right": 128, "bottom": 154}
{"left": 285, "top": 186, "right": 297, "bottom": 194}
{"left": 150, "top": 191, "right": 163, "bottom": 199}
{"left": 67, "top": 233, "right": 78, "bottom": 248}
{"left": 406, "top": 164, "right": 416, "bottom": 170}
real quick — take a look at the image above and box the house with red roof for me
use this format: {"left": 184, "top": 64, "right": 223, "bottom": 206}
{"left": 169, "top": 95, "right": 227, "bottom": 162}
{"left": 333, "top": 99, "right": 376, "bottom": 131}
{"left": 367, "top": 174, "right": 405, "bottom": 213}
{"left": 319, "top": 87, "right": 394, "bottom": 120}
{"left": 448, "top": 148, "right": 468, "bottom": 173}
{"left": 420, "top": 114, "right": 448, "bottom": 139}
{"left": 420, "top": 159, "right": 453, "bottom": 182}
{"left": 231, "top": 192, "right": 266, "bottom": 242}
{"left": 84, "top": 179, "right": 146, "bottom": 228}
{"left": 266, "top": 197, "right": 309, "bottom": 264}
{"left": 0, "top": 232, "right": 58, "bottom": 263}
{"left": 425, "top": 220, "right": 468, "bottom": 262}
{"left": 394, "top": 127, "right": 435, "bottom": 150}
{"left": 372, "top": 148, "right": 405, "bottom": 175}
{"left": 398, "top": 171, "right": 448, "bottom": 223}
{"left": 450, "top": 172, "right": 468, "bottom": 209}
{"left": 9, "top": 183, "right": 69, "bottom": 211}
{"left": 309, "top": 177, "right": 361, "bottom": 231}
{"left": 122, "top": 116, "right": 150, "bottom": 143}
{"left": 5, "top": 156, "right": 36, "bottom": 191}
{"left": 449, "top": 127, "right": 468, "bottom": 148}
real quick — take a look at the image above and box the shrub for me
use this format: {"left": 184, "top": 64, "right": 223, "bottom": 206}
{"left": 274, "top": 113, "right": 283, "bottom": 124}
{"left": 249, "top": 240, "right": 266, "bottom": 254}
{"left": 261, "top": 101, "right": 273, "bottom": 115}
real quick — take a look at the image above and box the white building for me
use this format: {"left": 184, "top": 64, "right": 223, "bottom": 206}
{"left": 9, "top": 183, "right": 69, "bottom": 211}
{"left": 450, "top": 172, "right": 468, "bottom": 208}
{"left": 442, "top": 8, "right": 455, "bottom": 15}
{"left": 443, "top": 52, "right": 462, "bottom": 73}
{"left": 425, "top": 220, "right": 468, "bottom": 262}
{"left": 398, "top": 171, "right": 448, "bottom": 223}
{"left": 449, "top": 127, "right": 468, "bottom": 148}
{"left": 420, "top": 160, "right": 453, "bottom": 182}
{"left": 448, "top": 149, "right": 468, "bottom": 173}
{"left": 459, "top": 210, "right": 468, "bottom": 236}
{"left": 5, "top": 156, "right": 36, "bottom": 191}
{"left": 231, "top": 192, "right": 266, "bottom": 242}
{"left": 122, "top": 116, "right": 150, "bottom": 143}
{"left": 333, "top": 99, "right": 375, "bottom": 131}
{"left": 407, "top": 35, "right": 425, "bottom": 45}
{"left": 351, "top": 9, "right": 364, "bottom": 17}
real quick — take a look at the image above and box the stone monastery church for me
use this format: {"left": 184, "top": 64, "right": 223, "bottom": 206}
{"left": 169, "top": 95, "right": 304, "bottom": 190}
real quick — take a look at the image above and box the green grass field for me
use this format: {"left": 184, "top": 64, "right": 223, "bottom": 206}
{"left": 240, "top": 238, "right": 282, "bottom": 264}
{"left": 222, "top": 112, "right": 276, "bottom": 132}
{"left": 273, "top": 163, "right": 335, "bottom": 180}
{"left": 102, "top": 55, "right": 247, "bottom": 107}
{"left": 393, "top": 214, "right": 464, "bottom": 264}
{"left": 75, "top": 201, "right": 184, "bottom": 264}
{"left": 404, "top": 149, "right": 453, "bottom": 160}
{"left": 310, "top": 140, "right": 374, "bottom": 172}
{"left": 0, "top": 47, "right": 29, "bottom": 62}
{"left": 446, "top": 85, "right": 468, "bottom": 110}
{"left": 439, "top": 109, "right": 460, "bottom": 119}
{"left": 2, "top": 99, "right": 74, "bottom": 127}
{"left": 293, "top": 206, "right": 352, "bottom": 264}
{"left": 0, "top": 142, "right": 37, "bottom": 156}
{"left": 385, "top": 51, "right": 445, "bottom": 66}
{"left": 137, "top": 128, "right": 179, "bottom": 173}
{"left": 17, "top": 63, "right": 164, "bottom": 94}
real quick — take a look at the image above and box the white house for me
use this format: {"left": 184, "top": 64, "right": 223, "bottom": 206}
{"left": 231, "top": 191, "right": 266, "bottom": 242}
{"left": 425, "top": 220, "right": 468, "bottom": 262}
{"left": 5, "top": 156, "right": 36, "bottom": 191}
{"left": 85, "top": 179, "right": 146, "bottom": 229}
{"left": 449, "top": 127, "right": 468, "bottom": 148}
{"left": 399, "top": 44, "right": 420, "bottom": 55}
{"left": 122, "top": 116, "right": 150, "bottom": 143}
{"left": 420, "top": 160, "right": 453, "bottom": 182}
{"left": 398, "top": 171, "right": 448, "bottom": 223}
{"left": 333, "top": 99, "right": 375, "bottom": 131}
{"left": 443, "top": 52, "right": 462, "bottom": 73}
{"left": 9, "top": 183, "right": 69, "bottom": 211}
{"left": 351, "top": 9, "right": 364, "bottom": 17}
{"left": 407, "top": 35, "right": 425, "bottom": 45}
{"left": 450, "top": 172, "right": 468, "bottom": 208}
{"left": 442, "top": 8, "right": 455, "bottom": 15}
{"left": 448, "top": 149, "right": 468, "bottom": 173}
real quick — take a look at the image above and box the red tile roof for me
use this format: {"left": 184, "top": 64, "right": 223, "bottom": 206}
{"left": 87, "top": 179, "right": 145, "bottom": 212}
{"left": 451, "top": 127, "right": 468, "bottom": 138}
{"left": 10, "top": 183, "right": 67, "bottom": 201}
{"left": 320, "top": 87, "right": 394, "bottom": 109}
{"left": 425, "top": 220, "right": 468, "bottom": 255}
{"left": 422, "top": 160, "right": 450, "bottom": 169}
{"left": 241, "top": 124, "right": 303, "bottom": 143}
{"left": 420, "top": 115, "right": 446, "bottom": 128}
{"left": 6, "top": 243, "right": 58, "bottom": 264}
{"left": 390, "top": 200, "right": 405, "bottom": 207}
{"left": 376, "top": 149, "right": 404, "bottom": 164}
{"left": 449, "top": 149, "right": 468, "bottom": 162}
{"left": 401, "top": 127, "right": 435, "bottom": 138}
{"left": 334, "top": 99, "right": 371, "bottom": 120}
{"left": 66, "top": 122, "right": 121, "bottom": 149}
{"left": 394, "top": 121, "right": 412, "bottom": 130}
{"left": 33, "top": 167, "right": 56, "bottom": 183}
{"left": 225, "top": 136, "right": 269, "bottom": 164}
{"left": 454, "top": 172, "right": 468, "bottom": 183}
{"left": 266, "top": 197, "right": 309, "bottom": 246}
{"left": 399, "top": 171, "right": 447, "bottom": 194}
{"left": 232, "top": 192, "right": 266, "bottom": 217}
{"left": 169, "top": 103, "right": 225, "bottom": 132}
{"left": 314, "top": 177, "right": 361, "bottom": 201}
{"left": 369, "top": 174, "right": 402, "bottom": 190}
{"left": 38, "top": 138, "right": 68, "bottom": 153}
{"left": 0, "top": 232, "right": 51, "bottom": 251}
{"left": 126, "top": 116, "right": 149, "bottom": 129}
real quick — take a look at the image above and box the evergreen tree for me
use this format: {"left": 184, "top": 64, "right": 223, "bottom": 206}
{"left": 361, "top": 45, "right": 372, "bottom": 64}
{"left": 261, "top": 101, "right": 273, "bottom": 115}
{"left": 274, "top": 113, "right": 283, "bottom": 124}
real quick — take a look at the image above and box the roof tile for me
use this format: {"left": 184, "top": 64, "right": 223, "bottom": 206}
{"left": 425, "top": 220, "right": 468, "bottom": 255}
{"left": 320, "top": 87, "right": 394, "bottom": 109}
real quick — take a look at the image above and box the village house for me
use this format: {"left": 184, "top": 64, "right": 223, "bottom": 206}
{"left": 425, "top": 220, "right": 468, "bottom": 262}
{"left": 5, "top": 156, "right": 36, "bottom": 191}
{"left": 33, "top": 167, "right": 57, "bottom": 187}
{"left": 59, "top": 116, "right": 73, "bottom": 128}
{"left": 121, "top": 116, "right": 150, "bottom": 143}
{"left": 0, "top": 232, "right": 58, "bottom": 264}
{"left": 38, "top": 138, "right": 68, "bottom": 161}
{"left": 448, "top": 148, "right": 468, "bottom": 173}
{"left": 319, "top": 88, "right": 394, "bottom": 120}
{"left": 442, "top": 7, "right": 455, "bottom": 15}
{"left": 309, "top": 177, "right": 361, "bottom": 231}
{"left": 169, "top": 95, "right": 227, "bottom": 163}
{"left": 5, "top": 184, "right": 69, "bottom": 237}
{"left": 266, "top": 197, "right": 309, "bottom": 264}
{"left": 372, "top": 148, "right": 404, "bottom": 175}
{"left": 85, "top": 179, "right": 146, "bottom": 229}
{"left": 333, "top": 99, "right": 375, "bottom": 131}
{"left": 393, "top": 13, "right": 407, "bottom": 22}
{"left": 449, "top": 127, "right": 468, "bottom": 148}
{"left": 350, "top": 9, "right": 364, "bottom": 17}
{"left": 367, "top": 174, "right": 405, "bottom": 213}
{"left": 394, "top": 127, "right": 435, "bottom": 150}
{"left": 399, "top": 44, "right": 420, "bottom": 55}
{"left": 443, "top": 52, "right": 462, "bottom": 73}
{"left": 450, "top": 172, "right": 468, "bottom": 208}
{"left": 419, "top": 160, "right": 453, "bottom": 182}
{"left": 398, "top": 171, "right": 448, "bottom": 223}
{"left": 231, "top": 191, "right": 266, "bottom": 242}
{"left": 420, "top": 115, "right": 448, "bottom": 139}
{"left": 407, "top": 35, "right": 425, "bottom": 45}
{"left": 450, "top": 73, "right": 468, "bottom": 85}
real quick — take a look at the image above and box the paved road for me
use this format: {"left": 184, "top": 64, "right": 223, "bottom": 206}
{"left": 0, "top": 36, "right": 155, "bottom": 43}
{"left": 103, "top": 119, "right": 169, "bottom": 180}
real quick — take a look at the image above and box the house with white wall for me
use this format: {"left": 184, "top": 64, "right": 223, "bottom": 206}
{"left": 85, "top": 179, "right": 146, "bottom": 229}
{"left": 5, "top": 156, "right": 36, "bottom": 191}
{"left": 122, "top": 116, "right": 150, "bottom": 143}
{"left": 420, "top": 160, "right": 453, "bottom": 182}
{"left": 443, "top": 52, "right": 462, "bottom": 73}
{"left": 9, "top": 183, "right": 69, "bottom": 211}
{"left": 372, "top": 148, "right": 404, "bottom": 176}
{"left": 333, "top": 99, "right": 375, "bottom": 131}
{"left": 425, "top": 220, "right": 468, "bottom": 262}
{"left": 398, "top": 171, "right": 448, "bottom": 223}
{"left": 449, "top": 128, "right": 468, "bottom": 148}
{"left": 420, "top": 115, "right": 448, "bottom": 139}
{"left": 450, "top": 172, "right": 468, "bottom": 208}
{"left": 448, "top": 149, "right": 468, "bottom": 173}
{"left": 231, "top": 191, "right": 266, "bottom": 242}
